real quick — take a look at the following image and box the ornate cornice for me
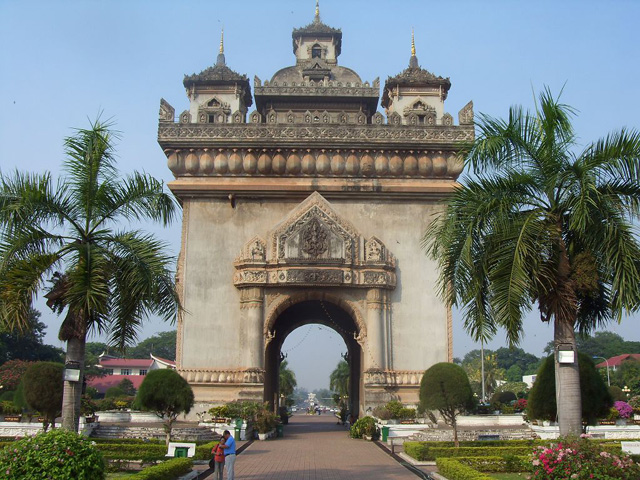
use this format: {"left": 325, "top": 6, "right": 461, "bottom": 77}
{"left": 162, "top": 146, "right": 464, "bottom": 180}
{"left": 158, "top": 123, "right": 473, "bottom": 150}
{"left": 363, "top": 369, "right": 424, "bottom": 387}
{"left": 179, "top": 368, "right": 264, "bottom": 385}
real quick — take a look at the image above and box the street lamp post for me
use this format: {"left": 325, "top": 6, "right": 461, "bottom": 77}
{"left": 593, "top": 356, "right": 610, "bottom": 386}
{"left": 622, "top": 385, "right": 631, "bottom": 398}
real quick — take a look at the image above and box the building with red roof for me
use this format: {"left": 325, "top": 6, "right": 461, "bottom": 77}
{"left": 87, "top": 353, "right": 176, "bottom": 395}
{"left": 595, "top": 354, "right": 640, "bottom": 371}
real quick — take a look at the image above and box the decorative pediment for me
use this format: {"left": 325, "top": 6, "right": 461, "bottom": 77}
{"left": 234, "top": 192, "right": 396, "bottom": 289}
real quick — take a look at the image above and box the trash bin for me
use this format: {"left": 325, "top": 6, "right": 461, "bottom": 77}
{"left": 174, "top": 447, "right": 189, "bottom": 458}
{"left": 276, "top": 423, "right": 284, "bottom": 438}
{"left": 381, "top": 425, "right": 390, "bottom": 442}
{"left": 234, "top": 418, "right": 243, "bottom": 440}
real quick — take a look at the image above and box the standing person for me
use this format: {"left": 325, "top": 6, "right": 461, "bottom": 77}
{"left": 220, "top": 429, "right": 236, "bottom": 480}
{"left": 211, "top": 435, "right": 226, "bottom": 480}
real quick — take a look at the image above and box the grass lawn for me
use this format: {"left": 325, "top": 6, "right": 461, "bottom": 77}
{"left": 490, "top": 474, "right": 529, "bottom": 480}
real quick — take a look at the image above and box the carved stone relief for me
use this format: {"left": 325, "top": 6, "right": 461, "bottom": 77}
{"left": 234, "top": 192, "right": 396, "bottom": 289}
{"left": 459, "top": 100, "right": 474, "bottom": 125}
{"left": 159, "top": 98, "right": 175, "bottom": 122}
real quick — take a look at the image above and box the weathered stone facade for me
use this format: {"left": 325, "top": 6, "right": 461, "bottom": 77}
{"left": 158, "top": 6, "right": 472, "bottom": 416}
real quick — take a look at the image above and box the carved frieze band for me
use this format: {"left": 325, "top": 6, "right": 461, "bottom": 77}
{"left": 179, "top": 368, "right": 265, "bottom": 385}
{"left": 363, "top": 370, "right": 425, "bottom": 387}
{"left": 163, "top": 147, "right": 464, "bottom": 179}
{"left": 158, "top": 123, "right": 473, "bottom": 144}
{"left": 233, "top": 267, "right": 396, "bottom": 289}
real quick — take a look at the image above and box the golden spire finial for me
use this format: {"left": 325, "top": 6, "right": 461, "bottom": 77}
{"left": 315, "top": 0, "right": 320, "bottom": 21}
{"left": 219, "top": 28, "right": 224, "bottom": 54}
{"left": 411, "top": 28, "right": 416, "bottom": 56}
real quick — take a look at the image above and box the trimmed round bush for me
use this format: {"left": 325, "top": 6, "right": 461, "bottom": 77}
{"left": 527, "top": 352, "right": 611, "bottom": 424}
{"left": 0, "top": 428, "right": 106, "bottom": 479}
{"left": 22, "top": 362, "right": 64, "bottom": 429}
{"left": 350, "top": 416, "right": 379, "bottom": 439}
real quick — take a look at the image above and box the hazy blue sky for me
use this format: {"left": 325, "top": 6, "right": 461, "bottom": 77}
{"left": 2, "top": 1, "right": 639, "bottom": 390}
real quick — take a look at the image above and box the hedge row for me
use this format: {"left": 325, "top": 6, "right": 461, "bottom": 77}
{"left": 119, "top": 457, "right": 193, "bottom": 480}
{"left": 96, "top": 441, "right": 218, "bottom": 461}
{"left": 97, "top": 443, "right": 168, "bottom": 461}
{"left": 405, "top": 442, "right": 622, "bottom": 462}
{"left": 455, "top": 455, "right": 529, "bottom": 473}
{"left": 436, "top": 458, "right": 494, "bottom": 480}
{"left": 405, "top": 445, "right": 534, "bottom": 461}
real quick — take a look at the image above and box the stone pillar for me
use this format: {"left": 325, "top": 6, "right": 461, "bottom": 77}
{"left": 240, "top": 287, "right": 264, "bottom": 369}
{"left": 365, "top": 288, "right": 386, "bottom": 370}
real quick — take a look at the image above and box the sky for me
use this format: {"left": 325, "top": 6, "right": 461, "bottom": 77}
{"left": 1, "top": 0, "right": 640, "bottom": 391}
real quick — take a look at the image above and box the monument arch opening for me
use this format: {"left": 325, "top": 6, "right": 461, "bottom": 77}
{"left": 264, "top": 299, "right": 362, "bottom": 415}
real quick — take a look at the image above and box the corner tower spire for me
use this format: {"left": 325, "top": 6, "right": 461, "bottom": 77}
{"left": 216, "top": 28, "right": 225, "bottom": 66}
{"left": 315, "top": 0, "right": 320, "bottom": 23}
{"left": 409, "top": 29, "right": 418, "bottom": 68}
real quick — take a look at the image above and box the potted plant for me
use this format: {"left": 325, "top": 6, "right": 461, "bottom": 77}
{"left": 255, "top": 409, "right": 278, "bottom": 440}
{"left": 613, "top": 401, "right": 632, "bottom": 425}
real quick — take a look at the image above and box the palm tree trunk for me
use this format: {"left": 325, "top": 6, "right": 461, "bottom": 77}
{"left": 61, "top": 336, "right": 86, "bottom": 432}
{"left": 554, "top": 318, "right": 582, "bottom": 436}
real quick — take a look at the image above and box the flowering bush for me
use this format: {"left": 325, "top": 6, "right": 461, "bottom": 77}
{"left": 606, "top": 407, "right": 620, "bottom": 420}
{"left": 530, "top": 436, "right": 640, "bottom": 479}
{"left": 0, "top": 360, "right": 33, "bottom": 391}
{"left": 628, "top": 395, "right": 640, "bottom": 414}
{"left": 614, "top": 401, "right": 633, "bottom": 419}
{"left": 0, "top": 428, "right": 106, "bottom": 479}
{"left": 514, "top": 398, "right": 528, "bottom": 412}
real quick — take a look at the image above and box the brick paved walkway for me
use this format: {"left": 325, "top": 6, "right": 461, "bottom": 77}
{"left": 197, "top": 414, "right": 420, "bottom": 479}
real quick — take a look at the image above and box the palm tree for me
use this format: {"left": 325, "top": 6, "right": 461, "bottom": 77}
{"left": 329, "top": 360, "right": 349, "bottom": 397}
{"left": 424, "top": 89, "right": 640, "bottom": 435}
{"left": 279, "top": 360, "right": 297, "bottom": 398}
{"left": 0, "top": 119, "right": 179, "bottom": 431}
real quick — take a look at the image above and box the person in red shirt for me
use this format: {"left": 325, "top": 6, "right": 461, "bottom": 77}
{"left": 211, "top": 435, "right": 226, "bottom": 480}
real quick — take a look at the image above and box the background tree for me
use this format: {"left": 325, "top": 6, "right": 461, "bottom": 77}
{"left": 0, "top": 119, "right": 179, "bottom": 432}
{"left": 279, "top": 359, "right": 297, "bottom": 399}
{"left": 127, "top": 330, "right": 176, "bottom": 361}
{"left": 118, "top": 378, "right": 137, "bottom": 396}
{"left": 544, "top": 331, "right": 640, "bottom": 358}
{"left": 22, "top": 362, "right": 64, "bottom": 431}
{"left": 135, "top": 369, "right": 194, "bottom": 446}
{"left": 0, "top": 308, "right": 64, "bottom": 365}
{"left": 329, "top": 360, "right": 349, "bottom": 398}
{"left": 494, "top": 347, "right": 540, "bottom": 376}
{"left": 527, "top": 353, "right": 611, "bottom": 425}
{"left": 424, "top": 89, "right": 640, "bottom": 435}
{"left": 419, "top": 362, "right": 474, "bottom": 447}
{"left": 462, "top": 351, "right": 504, "bottom": 398}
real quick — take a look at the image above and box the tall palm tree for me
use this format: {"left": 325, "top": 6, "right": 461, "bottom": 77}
{"left": 329, "top": 360, "right": 349, "bottom": 397}
{"left": 424, "top": 89, "right": 640, "bottom": 435}
{"left": 279, "top": 359, "right": 297, "bottom": 399}
{"left": 0, "top": 119, "right": 179, "bottom": 431}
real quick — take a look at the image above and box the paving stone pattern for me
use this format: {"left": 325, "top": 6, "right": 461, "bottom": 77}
{"left": 198, "top": 415, "right": 419, "bottom": 479}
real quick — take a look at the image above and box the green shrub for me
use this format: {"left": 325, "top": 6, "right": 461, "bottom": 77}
{"left": 194, "top": 441, "right": 218, "bottom": 460}
{"left": 0, "top": 400, "right": 21, "bottom": 414}
{"left": 436, "top": 458, "right": 494, "bottom": 480}
{"left": 120, "top": 457, "right": 192, "bottom": 480}
{"left": 105, "top": 386, "right": 126, "bottom": 398}
{"left": 0, "top": 428, "right": 106, "bottom": 479}
{"left": 350, "top": 416, "right": 379, "bottom": 439}
{"left": 455, "top": 455, "right": 529, "bottom": 472}
{"left": 0, "top": 390, "right": 14, "bottom": 402}
{"left": 96, "top": 443, "right": 168, "bottom": 461}
{"left": 208, "top": 400, "right": 262, "bottom": 420}
{"left": 22, "top": 361, "right": 64, "bottom": 430}
{"left": 527, "top": 353, "right": 611, "bottom": 424}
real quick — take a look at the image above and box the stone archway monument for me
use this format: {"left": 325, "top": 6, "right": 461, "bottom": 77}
{"left": 157, "top": 8, "right": 473, "bottom": 416}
